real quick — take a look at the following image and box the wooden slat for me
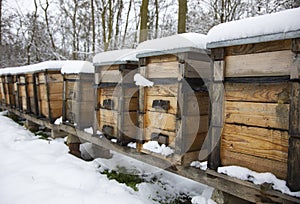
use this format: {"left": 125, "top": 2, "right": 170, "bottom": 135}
{"left": 225, "top": 82, "right": 290, "bottom": 103}
{"left": 221, "top": 149, "right": 287, "bottom": 179}
{"left": 226, "top": 39, "right": 292, "bottom": 56}
{"left": 147, "top": 61, "right": 179, "bottom": 78}
{"left": 99, "top": 109, "right": 118, "bottom": 124}
{"left": 222, "top": 124, "right": 288, "bottom": 163}
{"left": 225, "top": 101, "right": 289, "bottom": 130}
{"left": 185, "top": 115, "right": 209, "bottom": 134}
{"left": 186, "top": 93, "right": 210, "bottom": 116}
{"left": 98, "top": 70, "right": 122, "bottom": 83}
{"left": 145, "top": 111, "right": 176, "bottom": 132}
{"left": 145, "top": 84, "right": 178, "bottom": 97}
{"left": 225, "top": 50, "right": 294, "bottom": 77}
{"left": 147, "top": 55, "right": 178, "bottom": 64}
{"left": 184, "top": 60, "right": 211, "bottom": 79}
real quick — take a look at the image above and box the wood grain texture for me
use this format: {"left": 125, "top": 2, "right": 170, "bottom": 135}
{"left": 225, "top": 50, "right": 294, "bottom": 77}
{"left": 147, "top": 55, "right": 178, "bottom": 63}
{"left": 146, "top": 61, "right": 179, "bottom": 78}
{"left": 145, "top": 84, "right": 178, "bottom": 97}
{"left": 221, "top": 124, "right": 288, "bottom": 163}
{"left": 221, "top": 149, "right": 287, "bottom": 179}
{"left": 145, "top": 95, "right": 177, "bottom": 114}
{"left": 145, "top": 111, "right": 176, "bottom": 132}
{"left": 225, "top": 82, "right": 290, "bottom": 103}
{"left": 225, "top": 101, "right": 289, "bottom": 130}
{"left": 226, "top": 39, "right": 292, "bottom": 56}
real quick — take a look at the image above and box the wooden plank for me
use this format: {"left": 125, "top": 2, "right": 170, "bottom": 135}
{"left": 292, "top": 38, "right": 300, "bottom": 53}
{"left": 147, "top": 55, "right": 178, "bottom": 64}
{"left": 221, "top": 149, "right": 287, "bottom": 180}
{"left": 226, "top": 39, "right": 292, "bottom": 56}
{"left": 98, "top": 70, "right": 122, "bottom": 83}
{"left": 222, "top": 124, "right": 288, "bottom": 163}
{"left": 99, "top": 109, "right": 118, "bottom": 124}
{"left": 146, "top": 61, "right": 179, "bottom": 78}
{"left": 48, "top": 82, "right": 63, "bottom": 94}
{"left": 225, "top": 101, "right": 289, "bottom": 130}
{"left": 185, "top": 115, "right": 209, "bottom": 134}
{"left": 225, "top": 50, "right": 294, "bottom": 77}
{"left": 225, "top": 82, "right": 290, "bottom": 103}
{"left": 47, "top": 73, "right": 63, "bottom": 83}
{"left": 185, "top": 132, "right": 207, "bottom": 152}
{"left": 145, "top": 111, "right": 176, "bottom": 132}
{"left": 145, "top": 84, "right": 178, "bottom": 97}
{"left": 289, "top": 82, "right": 300, "bottom": 137}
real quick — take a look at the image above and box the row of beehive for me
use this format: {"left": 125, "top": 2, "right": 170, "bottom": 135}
{"left": 0, "top": 8, "right": 299, "bottom": 191}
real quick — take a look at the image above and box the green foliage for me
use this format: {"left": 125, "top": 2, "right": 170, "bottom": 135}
{"left": 101, "top": 168, "right": 144, "bottom": 191}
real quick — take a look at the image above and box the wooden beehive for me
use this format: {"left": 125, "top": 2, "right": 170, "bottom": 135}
{"left": 136, "top": 34, "right": 210, "bottom": 165}
{"left": 93, "top": 49, "right": 140, "bottom": 144}
{"left": 3, "top": 75, "right": 16, "bottom": 108}
{"left": 207, "top": 8, "right": 300, "bottom": 191}
{"left": 35, "top": 69, "right": 63, "bottom": 122}
{"left": 0, "top": 76, "right": 5, "bottom": 105}
{"left": 62, "top": 61, "right": 94, "bottom": 130}
{"left": 16, "top": 74, "right": 29, "bottom": 112}
{"left": 26, "top": 73, "right": 39, "bottom": 115}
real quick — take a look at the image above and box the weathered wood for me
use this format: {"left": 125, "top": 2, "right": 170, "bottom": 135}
{"left": 146, "top": 61, "right": 179, "bottom": 78}
{"left": 145, "top": 84, "right": 178, "bottom": 97}
{"left": 225, "top": 101, "right": 290, "bottom": 130}
{"left": 291, "top": 54, "right": 300, "bottom": 79}
{"left": 226, "top": 39, "right": 292, "bottom": 56}
{"left": 145, "top": 95, "right": 177, "bottom": 114}
{"left": 222, "top": 124, "right": 288, "bottom": 163}
{"left": 98, "top": 70, "right": 122, "bottom": 83}
{"left": 225, "top": 50, "right": 294, "bottom": 77}
{"left": 214, "top": 60, "right": 225, "bottom": 81}
{"left": 287, "top": 82, "right": 300, "bottom": 191}
{"left": 225, "top": 82, "right": 290, "bottom": 103}
{"left": 211, "top": 48, "right": 225, "bottom": 61}
{"left": 221, "top": 149, "right": 287, "bottom": 180}
{"left": 292, "top": 38, "right": 300, "bottom": 53}
{"left": 184, "top": 60, "right": 211, "bottom": 79}
{"left": 147, "top": 54, "right": 178, "bottom": 63}
{"left": 145, "top": 111, "right": 176, "bottom": 131}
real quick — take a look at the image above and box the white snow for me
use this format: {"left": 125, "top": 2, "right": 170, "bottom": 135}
{"left": 134, "top": 73, "right": 154, "bottom": 87}
{"left": 190, "top": 161, "right": 208, "bottom": 171}
{"left": 136, "top": 33, "right": 207, "bottom": 54}
{"left": 54, "top": 116, "right": 62, "bottom": 125}
{"left": 218, "top": 166, "right": 300, "bottom": 197}
{"left": 0, "top": 111, "right": 214, "bottom": 203}
{"left": 83, "top": 127, "right": 102, "bottom": 136}
{"left": 207, "top": 7, "right": 300, "bottom": 46}
{"left": 127, "top": 142, "right": 137, "bottom": 149}
{"left": 0, "top": 60, "right": 93, "bottom": 75}
{"left": 111, "top": 139, "right": 117, "bottom": 143}
{"left": 60, "top": 61, "right": 94, "bottom": 74}
{"left": 192, "top": 195, "right": 217, "bottom": 204}
{"left": 142, "top": 141, "right": 174, "bottom": 157}
{"left": 93, "top": 49, "right": 143, "bottom": 65}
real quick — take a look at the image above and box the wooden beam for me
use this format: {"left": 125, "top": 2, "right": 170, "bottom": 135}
{"left": 287, "top": 82, "right": 300, "bottom": 191}
{"left": 213, "top": 60, "right": 225, "bottom": 81}
{"left": 292, "top": 38, "right": 300, "bottom": 54}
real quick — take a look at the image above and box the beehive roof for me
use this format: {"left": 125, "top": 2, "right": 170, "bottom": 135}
{"left": 93, "top": 49, "right": 141, "bottom": 66}
{"left": 136, "top": 33, "right": 207, "bottom": 58}
{"left": 0, "top": 60, "right": 93, "bottom": 75}
{"left": 207, "top": 7, "right": 300, "bottom": 48}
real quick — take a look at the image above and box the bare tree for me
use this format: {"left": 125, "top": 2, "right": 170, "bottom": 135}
{"left": 27, "top": 0, "right": 38, "bottom": 64}
{"left": 122, "top": 0, "right": 133, "bottom": 47}
{"left": 178, "top": 0, "right": 187, "bottom": 33}
{"left": 139, "top": 0, "right": 149, "bottom": 43}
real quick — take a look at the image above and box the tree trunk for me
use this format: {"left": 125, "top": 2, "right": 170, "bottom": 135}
{"left": 114, "top": 0, "right": 123, "bottom": 49}
{"left": 178, "top": 0, "right": 187, "bottom": 34}
{"left": 0, "top": 0, "right": 2, "bottom": 46}
{"left": 41, "top": 0, "right": 56, "bottom": 52}
{"left": 91, "top": 0, "right": 95, "bottom": 53}
{"left": 27, "top": 0, "right": 38, "bottom": 65}
{"left": 154, "top": 0, "right": 159, "bottom": 38}
{"left": 122, "top": 0, "right": 132, "bottom": 47}
{"left": 139, "top": 0, "right": 149, "bottom": 43}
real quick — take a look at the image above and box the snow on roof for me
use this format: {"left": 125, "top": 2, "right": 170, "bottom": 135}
{"left": 0, "top": 60, "right": 93, "bottom": 75}
{"left": 93, "top": 49, "right": 141, "bottom": 66}
{"left": 60, "top": 61, "right": 94, "bottom": 74}
{"left": 207, "top": 8, "right": 300, "bottom": 48}
{"left": 136, "top": 33, "right": 207, "bottom": 57}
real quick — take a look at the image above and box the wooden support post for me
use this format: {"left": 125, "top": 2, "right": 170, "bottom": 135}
{"left": 62, "top": 75, "right": 67, "bottom": 123}
{"left": 24, "top": 120, "right": 39, "bottom": 132}
{"left": 33, "top": 73, "right": 39, "bottom": 116}
{"left": 208, "top": 48, "right": 225, "bottom": 170}
{"left": 287, "top": 81, "right": 300, "bottom": 191}
{"left": 137, "top": 62, "right": 146, "bottom": 152}
{"left": 51, "top": 129, "right": 68, "bottom": 139}
{"left": 93, "top": 75, "right": 99, "bottom": 136}
{"left": 44, "top": 71, "right": 52, "bottom": 121}
{"left": 66, "top": 134, "right": 81, "bottom": 158}
{"left": 25, "top": 75, "right": 31, "bottom": 113}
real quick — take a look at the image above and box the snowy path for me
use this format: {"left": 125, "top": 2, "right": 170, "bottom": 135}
{"left": 0, "top": 112, "right": 214, "bottom": 204}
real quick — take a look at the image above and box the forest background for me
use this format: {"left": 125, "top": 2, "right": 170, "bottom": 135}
{"left": 0, "top": 0, "right": 299, "bottom": 67}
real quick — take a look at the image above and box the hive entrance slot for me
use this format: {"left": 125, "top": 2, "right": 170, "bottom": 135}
{"left": 102, "top": 99, "right": 114, "bottom": 110}
{"left": 151, "top": 132, "right": 169, "bottom": 146}
{"left": 152, "top": 100, "right": 170, "bottom": 111}
{"left": 102, "top": 125, "right": 114, "bottom": 137}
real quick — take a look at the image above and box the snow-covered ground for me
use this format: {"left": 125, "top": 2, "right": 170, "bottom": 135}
{"left": 0, "top": 111, "right": 214, "bottom": 204}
